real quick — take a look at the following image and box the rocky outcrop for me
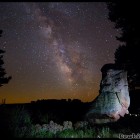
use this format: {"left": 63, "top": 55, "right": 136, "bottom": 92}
{"left": 86, "top": 64, "right": 130, "bottom": 124}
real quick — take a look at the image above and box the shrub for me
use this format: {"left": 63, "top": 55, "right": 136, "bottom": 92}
{"left": 57, "top": 129, "right": 79, "bottom": 138}
{"left": 7, "top": 106, "right": 32, "bottom": 137}
{"left": 81, "top": 128, "right": 96, "bottom": 138}
{"left": 22, "top": 124, "right": 54, "bottom": 138}
{"left": 95, "top": 126, "right": 119, "bottom": 138}
{"left": 40, "top": 113, "right": 49, "bottom": 124}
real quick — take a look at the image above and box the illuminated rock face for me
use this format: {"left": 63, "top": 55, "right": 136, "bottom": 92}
{"left": 86, "top": 64, "right": 130, "bottom": 124}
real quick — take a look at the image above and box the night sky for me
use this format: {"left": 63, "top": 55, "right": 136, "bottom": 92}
{"left": 0, "top": 2, "right": 121, "bottom": 103}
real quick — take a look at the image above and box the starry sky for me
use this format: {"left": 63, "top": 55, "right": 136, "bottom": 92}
{"left": 0, "top": 2, "right": 121, "bottom": 103}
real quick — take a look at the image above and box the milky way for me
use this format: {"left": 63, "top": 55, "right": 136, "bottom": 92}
{"left": 0, "top": 2, "right": 121, "bottom": 103}
{"left": 29, "top": 3, "right": 93, "bottom": 88}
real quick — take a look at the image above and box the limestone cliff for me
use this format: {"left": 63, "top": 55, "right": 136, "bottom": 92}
{"left": 86, "top": 64, "right": 130, "bottom": 124}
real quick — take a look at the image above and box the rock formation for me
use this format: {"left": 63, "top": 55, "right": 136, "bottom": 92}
{"left": 86, "top": 64, "right": 130, "bottom": 124}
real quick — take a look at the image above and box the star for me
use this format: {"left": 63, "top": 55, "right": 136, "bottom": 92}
{"left": 0, "top": 2, "right": 121, "bottom": 103}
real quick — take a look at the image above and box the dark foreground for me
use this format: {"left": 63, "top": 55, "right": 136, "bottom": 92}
{"left": 0, "top": 99, "right": 140, "bottom": 138}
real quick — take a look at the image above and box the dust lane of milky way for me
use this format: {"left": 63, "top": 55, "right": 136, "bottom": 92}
{"left": 0, "top": 2, "right": 121, "bottom": 103}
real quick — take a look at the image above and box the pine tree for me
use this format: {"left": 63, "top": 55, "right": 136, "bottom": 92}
{"left": 107, "top": 2, "right": 140, "bottom": 90}
{"left": 0, "top": 30, "right": 11, "bottom": 87}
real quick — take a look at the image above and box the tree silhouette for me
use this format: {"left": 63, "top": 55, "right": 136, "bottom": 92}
{"left": 0, "top": 30, "right": 11, "bottom": 87}
{"left": 107, "top": 2, "right": 140, "bottom": 89}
